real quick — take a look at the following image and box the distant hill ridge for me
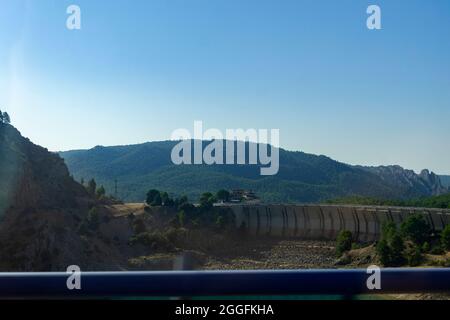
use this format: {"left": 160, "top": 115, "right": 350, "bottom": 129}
{"left": 59, "top": 140, "right": 448, "bottom": 203}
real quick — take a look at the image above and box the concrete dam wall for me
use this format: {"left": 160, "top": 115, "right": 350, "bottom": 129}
{"left": 230, "top": 205, "right": 450, "bottom": 242}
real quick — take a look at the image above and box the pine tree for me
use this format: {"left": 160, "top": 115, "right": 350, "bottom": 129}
{"left": 3, "top": 112, "right": 10, "bottom": 124}
{"left": 87, "top": 178, "right": 97, "bottom": 195}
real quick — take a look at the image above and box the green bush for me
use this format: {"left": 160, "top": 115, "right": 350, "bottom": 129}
{"left": 86, "top": 178, "right": 97, "bottom": 195}
{"left": 441, "top": 258, "right": 450, "bottom": 267}
{"left": 381, "top": 220, "right": 397, "bottom": 241}
{"left": 96, "top": 185, "right": 106, "bottom": 199}
{"left": 216, "top": 189, "right": 230, "bottom": 202}
{"left": 177, "top": 210, "right": 186, "bottom": 227}
{"left": 129, "top": 232, "right": 174, "bottom": 251}
{"left": 390, "top": 233, "right": 405, "bottom": 265}
{"left": 406, "top": 245, "right": 423, "bottom": 267}
{"left": 400, "top": 214, "right": 431, "bottom": 245}
{"left": 133, "top": 218, "right": 147, "bottom": 234}
{"left": 376, "top": 220, "right": 405, "bottom": 266}
{"left": 88, "top": 207, "right": 99, "bottom": 228}
{"left": 164, "top": 227, "right": 187, "bottom": 245}
{"left": 441, "top": 224, "right": 450, "bottom": 251}
{"left": 430, "top": 245, "right": 444, "bottom": 255}
{"left": 151, "top": 193, "right": 162, "bottom": 206}
{"left": 215, "top": 215, "right": 225, "bottom": 229}
{"left": 199, "top": 192, "right": 217, "bottom": 209}
{"left": 421, "top": 242, "right": 430, "bottom": 253}
{"left": 146, "top": 189, "right": 162, "bottom": 206}
{"left": 77, "top": 207, "right": 100, "bottom": 235}
{"left": 376, "top": 239, "right": 392, "bottom": 266}
{"left": 336, "top": 230, "right": 352, "bottom": 256}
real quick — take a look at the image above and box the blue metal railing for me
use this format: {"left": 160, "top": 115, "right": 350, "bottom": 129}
{"left": 0, "top": 268, "right": 449, "bottom": 298}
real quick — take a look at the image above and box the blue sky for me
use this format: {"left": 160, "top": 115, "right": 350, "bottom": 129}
{"left": 1, "top": 0, "right": 450, "bottom": 174}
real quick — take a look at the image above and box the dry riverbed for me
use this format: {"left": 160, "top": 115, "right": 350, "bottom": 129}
{"left": 202, "top": 239, "right": 336, "bottom": 270}
{"left": 128, "top": 238, "right": 337, "bottom": 270}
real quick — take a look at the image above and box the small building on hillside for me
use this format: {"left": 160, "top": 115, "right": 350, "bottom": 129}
{"left": 230, "top": 189, "right": 260, "bottom": 203}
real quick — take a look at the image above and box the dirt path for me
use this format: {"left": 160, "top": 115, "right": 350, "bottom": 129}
{"left": 107, "top": 203, "right": 146, "bottom": 217}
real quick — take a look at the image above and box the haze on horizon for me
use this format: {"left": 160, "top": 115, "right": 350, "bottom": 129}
{"left": 1, "top": 0, "right": 450, "bottom": 174}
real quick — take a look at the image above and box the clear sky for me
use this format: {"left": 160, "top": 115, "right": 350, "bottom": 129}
{"left": 1, "top": 0, "right": 449, "bottom": 174}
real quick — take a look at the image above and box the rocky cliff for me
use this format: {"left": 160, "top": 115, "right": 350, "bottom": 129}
{"left": 358, "top": 165, "right": 447, "bottom": 198}
{"left": 0, "top": 124, "right": 119, "bottom": 271}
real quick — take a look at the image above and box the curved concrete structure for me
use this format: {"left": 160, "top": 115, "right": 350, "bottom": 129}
{"left": 231, "top": 204, "right": 450, "bottom": 241}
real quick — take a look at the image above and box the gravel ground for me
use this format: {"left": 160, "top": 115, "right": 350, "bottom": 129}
{"left": 202, "top": 239, "right": 337, "bottom": 270}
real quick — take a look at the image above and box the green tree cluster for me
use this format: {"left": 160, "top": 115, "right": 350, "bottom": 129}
{"left": 199, "top": 192, "right": 217, "bottom": 209}
{"left": 146, "top": 189, "right": 178, "bottom": 207}
{"left": 376, "top": 215, "right": 439, "bottom": 266}
{"left": 328, "top": 193, "right": 450, "bottom": 209}
{"left": 78, "top": 207, "right": 100, "bottom": 235}
{"left": 400, "top": 214, "right": 431, "bottom": 245}
{"left": 145, "top": 189, "right": 233, "bottom": 230}
{"left": 336, "top": 230, "right": 353, "bottom": 256}
{"left": 441, "top": 224, "right": 450, "bottom": 251}
{"left": 216, "top": 189, "right": 231, "bottom": 202}
{"left": 376, "top": 221, "right": 405, "bottom": 266}
{"left": 83, "top": 178, "right": 107, "bottom": 200}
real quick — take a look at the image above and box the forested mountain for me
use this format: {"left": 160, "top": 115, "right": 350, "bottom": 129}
{"left": 60, "top": 141, "right": 448, "bottom": 203}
